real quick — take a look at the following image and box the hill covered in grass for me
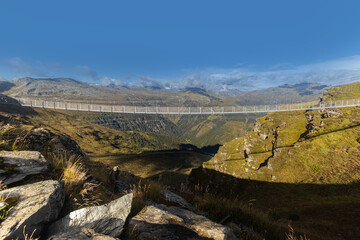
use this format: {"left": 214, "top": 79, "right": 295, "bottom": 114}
{"left": 323, "top": 80, "right": 360, "bottom": 101}
{"left": 0, "top": 104, "right": 181, "bottom": 156}
{"left": 72, "top": 111, "right": 264, "bottom": 148}
{"left": 195, "top": 82, "right": 360, "bottom": 239}
{"left": 204, "top": 81, "right": 360, "bottom": 183}
{"left": 204, "top": 107, "right": 360, "bottom": 183}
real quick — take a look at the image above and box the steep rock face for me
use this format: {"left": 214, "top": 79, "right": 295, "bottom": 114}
{"left": 129, "top": 203, "right": 237, "bottom": 240}
{"left": 204, "top": 107, "right": 360, "bottom": 184}
{"left": 0, "top": 180, "right": 65, "bottom": 240}
{"left": 47, "top": 193, "right": 133, "bottom": 237}
{"left": 0, "top": 151, "right": 50, "bottom": 185}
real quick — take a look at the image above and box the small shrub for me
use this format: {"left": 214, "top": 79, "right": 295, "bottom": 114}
{"left": 0, "top": 194, "right": 18, "bottom": 223}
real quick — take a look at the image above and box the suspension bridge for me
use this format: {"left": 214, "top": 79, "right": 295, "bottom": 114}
{"left": 12, "top": 98, "right": 360, "bottom": 115}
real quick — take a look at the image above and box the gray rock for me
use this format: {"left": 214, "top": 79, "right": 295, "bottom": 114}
{"left": 47, "top": 193, "right": 133, "bottom": 237}
{"left": 0, "top": 151, "right": 50, "bottom": 185}
{"left": 160, "top": 189, "right": 194, "bottom": 210}
{"left": 129, "top": 203, "right": 237, "bottom": 240}
{"left": 115, "top": 180, "right": 136, "bottom": 194}
{"left": 1, "top": 128, "right": 88, "bottom": 159}
{"left": 0, "top": 180, "right": 65, "bottom": 240}
{"left": 48, "top": 228, "right": 119, "bottom": 240}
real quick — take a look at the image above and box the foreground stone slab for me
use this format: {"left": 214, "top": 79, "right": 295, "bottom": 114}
{"left": 47, "top": 193, "right": 133, "bottom": 237}
{"left": 0, "top": 180, "right": 65, "bottom": 240}
{"left": 0, "top": 151, "right": 50, "bottom": 185}
{"left": 160, "top": 189, "right": 194, "bottom": 210}
{"left": 129, "top": 203, "right": 237, "bottom": 240}
{"left": 48, "top": 227, "right": 119, "bottom": 240}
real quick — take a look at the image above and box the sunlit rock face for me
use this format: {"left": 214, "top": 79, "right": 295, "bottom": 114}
{"left": 46, "top": 193, "right": 133, "bottom": 238}
{"left": 129, "top": 203, "right": 237, "bottom": 240}
{"left": 0, "top": 180, "right": 65, "bottom": 240}
{"left": 0, "top": 151, "right": 50, "bottom": 185}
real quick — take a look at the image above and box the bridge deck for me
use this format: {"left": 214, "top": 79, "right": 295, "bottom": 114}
{"left": 14, "top": 98, "right": 360, "bottom": 115}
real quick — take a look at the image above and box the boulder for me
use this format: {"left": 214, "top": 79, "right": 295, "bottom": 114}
{"left": 160, "top": 189, "right": 194, "bottom": 210}
{"left": 48, "top": 228, "right": 119, "bottom": 240}
{"left": 47, "top": 193, "right": 133, "bottom": 237}
{"left": 129, "top": 203, "right": 237, "bottom": 240}
{"left": 1, "top": 128, "right": 87, "bottom": 159}
{"left": 115, "top": 180, "right": 136, "bottom": 194}
{"left": 0, "top": 180, "right": 65, "bottom": 240}
{"left": 0, "top": 151, "right": 50, "bottom": 185}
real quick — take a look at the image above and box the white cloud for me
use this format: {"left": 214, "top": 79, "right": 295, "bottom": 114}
{"left": 167, "top": 55, "right": 360, "bottom": 93}
{"left": 75, "top": 65, "right": 98, "bottom": 81}
{"left": 3, "top": 57, "right": 49, "bottom": 77}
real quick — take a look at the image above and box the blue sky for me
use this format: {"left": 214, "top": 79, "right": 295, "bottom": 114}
{"left": 1, "top": 0, "right": 360, "bottom": 92}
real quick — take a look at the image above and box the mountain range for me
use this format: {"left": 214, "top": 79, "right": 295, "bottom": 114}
{"left": 1, "top": 77, "right": 329, "bottom": 106}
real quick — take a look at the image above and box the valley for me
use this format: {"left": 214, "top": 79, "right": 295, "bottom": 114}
{"left": 0, "top": 80, "right": 359, "bottom": 240}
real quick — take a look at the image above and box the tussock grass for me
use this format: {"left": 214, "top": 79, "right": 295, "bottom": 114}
{"left": 49, "top": 153, "right": 102, "bottom": 213}
{"left": 286, "top": 225, "right": 310, "bottom": 240}
{"left": 62, "top": 160, "right": 87, "bottom": 190}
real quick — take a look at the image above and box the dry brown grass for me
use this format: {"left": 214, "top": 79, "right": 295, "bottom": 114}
{"left": 49, "top": 153, "right": 102, "bottom": 212}
{"left": 286, "top": 225, "right": 310, "bottom": 240}
{"left": 76, "top": 182, "right": 102, "bottom": 208}
{"left": 49, "top": 154, "right": 87, "bottom": 189}
{"left": 61, "top": 160, "right": 87, "bottom": 190}
{"left": 21, "top": 226, "right": 39, "bottom": 240}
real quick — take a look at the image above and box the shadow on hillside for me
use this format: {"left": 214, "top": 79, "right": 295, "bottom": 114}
{"left": 0, "top": 81, "right": 15, "bottom": 92}
{"left": 188, "top": 167, "right": 360, "bottom": 240}
{"left": 0, "top": 104, "right": 38, "bottom": 116}
{"left": 89, "top": 149, "right": 213, "bottom": 183}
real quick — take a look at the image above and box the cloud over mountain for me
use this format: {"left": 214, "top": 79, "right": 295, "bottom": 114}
{"left": 2, "top": 55, "right": 360, "bottom": 94}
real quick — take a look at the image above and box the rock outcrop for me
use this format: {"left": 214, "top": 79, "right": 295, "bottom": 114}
{"left": 115, "top": 180, "right": 136, "bottom": 194}
{"left": 160, "top": 189, "right": 194, "bottom": 210}
{"left": 129, "top": 203, "right": 237, "bottom": 240}
{"left": 47, "top": 193, "right": 133, "bottom": 237}
{"left": 0, "top": 151, "right": 50, "bottom": 185}
{"left": 0, "top": 180, "right": 65, "bottom": 240}
{"left": 1, "top": 128, "right": 87, "bottom": 158}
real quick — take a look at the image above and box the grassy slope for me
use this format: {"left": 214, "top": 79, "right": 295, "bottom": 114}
{"left": 0, "top": 105, "right": 181, "bottom": 155}
{"left": 205, "top": 81, "right": 360, "bottom": 184}
{"left": 198, "top": 81, "right": 360, "bottom": 239}
{"left": 323, "top": 80, "right": 360, "bottom": 101}
{"left": 205, "top": 107, "right": 360, "bottom": 184}
{"left": 71, "top": 111, "right": 264, "bottom": 148}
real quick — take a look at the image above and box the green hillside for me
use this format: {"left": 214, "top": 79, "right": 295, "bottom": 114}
{"left": 205, "top": 81, "right": 360, "bottom": 183}
{"left": 204, "top": 107, "right": 360, "bottom": 183}
{"left": 71, "top": 111, "right": 264, "bottom": 148}
{"left": 323, "top": 80, "right": 360, "bottom": 101}
{"left": 0, "top": 105, "right": 181, "bottom": 156}
{"left": 196, "top": 82, "right": 360, "bottom": 239}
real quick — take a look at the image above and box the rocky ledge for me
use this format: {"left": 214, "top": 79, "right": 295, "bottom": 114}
{"left": 0, "top": 180, "right": 65, "bottom": 240}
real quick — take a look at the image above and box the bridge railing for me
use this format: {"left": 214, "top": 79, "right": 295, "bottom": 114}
{"left": 14, "top": 98, "right": 360, "bottom": 115}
